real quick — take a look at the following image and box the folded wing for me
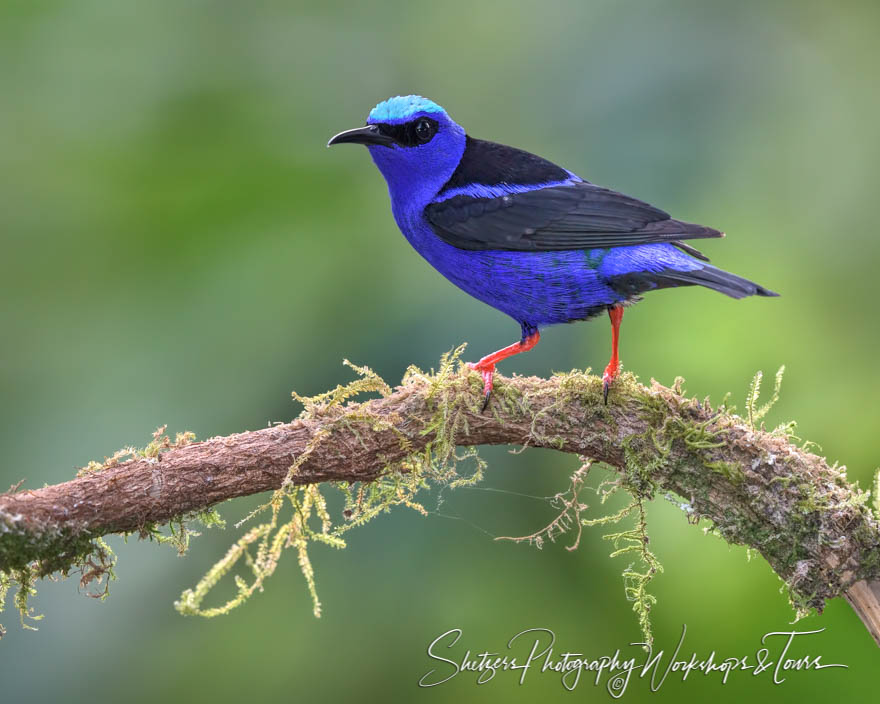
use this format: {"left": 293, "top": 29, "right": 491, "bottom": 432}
{"left": 424, "top": 181, "right": 722, "bottom": 258}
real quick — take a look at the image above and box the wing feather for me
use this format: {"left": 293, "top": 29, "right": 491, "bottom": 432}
{"left": 424, "top": 181, "right": 723, "bottom": 253}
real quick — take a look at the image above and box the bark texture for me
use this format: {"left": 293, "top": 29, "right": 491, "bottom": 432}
{"left": 1, "top": 368, "right": 879, "bottom": 644}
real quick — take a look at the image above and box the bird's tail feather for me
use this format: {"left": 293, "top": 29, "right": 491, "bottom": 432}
{"left": 657, "top": 264, "right": 779, "bottom": 299}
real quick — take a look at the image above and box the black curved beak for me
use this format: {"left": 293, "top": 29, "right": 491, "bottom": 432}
{"left": 327, "top": 124, "right": 395, "bottom": 148}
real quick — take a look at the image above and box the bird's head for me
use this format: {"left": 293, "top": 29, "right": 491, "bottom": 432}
{"left": 328, "top": 95, "right": 466, "bottom": 212}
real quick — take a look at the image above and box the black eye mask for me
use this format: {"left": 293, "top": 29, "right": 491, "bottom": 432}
{"left": 374, "top": 117, "right": 439, "bottom": 147}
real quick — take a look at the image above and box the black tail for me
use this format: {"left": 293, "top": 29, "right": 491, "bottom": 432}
{"left": 656, "top": 264, "right": 779, "bottom": 299}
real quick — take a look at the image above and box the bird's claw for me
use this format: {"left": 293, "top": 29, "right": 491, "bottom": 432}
{"left": 467, "top": 361, "right": 495, "bottom": 412}
{"left": 602, "top": 363, "right": 619, "bottom": 406}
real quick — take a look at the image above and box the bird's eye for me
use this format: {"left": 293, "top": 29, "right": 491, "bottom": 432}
{"left": 414, "top": 118, "right": 435, "bottom": 144}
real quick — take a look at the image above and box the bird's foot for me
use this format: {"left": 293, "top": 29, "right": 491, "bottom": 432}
{"left": 466, "top": 361, "right": 495, "bottom": 411}
{"left": 602, "top": 305, "right": 625, "bottom": 405}
{"left": 602, "top": 360, "right": 620, "bottom": 405}
{"left": 466, "top": 330, "right": 540, "bottom": 412}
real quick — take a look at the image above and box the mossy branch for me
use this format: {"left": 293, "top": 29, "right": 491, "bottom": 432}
{"left": 2, "top": 354, "right": 880, "bottom": 646}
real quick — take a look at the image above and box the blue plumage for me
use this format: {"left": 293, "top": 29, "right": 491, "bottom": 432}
{"left": 430, "top": 174, "right": 581, "bottom": 204}
{"left": 368, "top": 95, "right": 444, "bottom": 123}
{"left": 328, "top": 95, "right": 777, "bottom": 405}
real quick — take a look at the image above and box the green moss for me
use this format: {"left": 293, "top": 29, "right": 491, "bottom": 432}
{"left": 746, "top": 365, "right": 785, "bottom": 430}
{"left": 138, "top": 508, "right": 226, "bottom": 557}
{"left": 0, "top": 423, "right": 222, "bottom": 636}
{"left": 177, "top": 346, "right": 485, "bottom": 620}
{"left": 0, "top": 517, "right": 96, "bottom": 575}
{"left": 1, "top": 462, "right": 221, "bottom": 636}
{"left": 873, "top": 469, "right": 880, "bottom": 520}
{"left": 620, "top": 435, "right": 663, "bottom": 498}
{"left": 0, "top": 522, "right": 116, "bottom": 638}
{"left": 76, "top": 424, "right": 197, "bottom": 477}
{"left": 706, "top": 460, "right": 745, "bottom": 485}
{"left": 7, "top": 352, "right": 873, "bottom": 650}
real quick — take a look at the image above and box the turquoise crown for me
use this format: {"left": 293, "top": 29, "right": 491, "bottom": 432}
{"left": 368, "top": 95, "right": 444, "bottom": 123}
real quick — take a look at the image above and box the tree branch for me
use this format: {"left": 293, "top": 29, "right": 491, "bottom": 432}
{"left": 2, "top": 366, "right": 880, "bottom": 644}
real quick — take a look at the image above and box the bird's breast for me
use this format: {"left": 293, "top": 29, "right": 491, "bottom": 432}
{"left": 392, "top": 212, "right": 621, "bottom": 325}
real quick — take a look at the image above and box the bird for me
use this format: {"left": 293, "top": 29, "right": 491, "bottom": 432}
{"left": 328, "top": 95, "right": 777, "bottom": 408}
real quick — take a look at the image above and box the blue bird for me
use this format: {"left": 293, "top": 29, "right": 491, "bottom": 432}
{"left": 328, "top": 95, "right": 778, "bottom": 407}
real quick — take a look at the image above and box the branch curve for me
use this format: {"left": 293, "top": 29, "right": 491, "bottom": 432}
{"left": 2, "top": 366, "right": 879, "bottom": 644}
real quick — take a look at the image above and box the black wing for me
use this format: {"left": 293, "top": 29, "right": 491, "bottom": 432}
{"left": 424, "top": 179, "right": 722, "bottom": 257}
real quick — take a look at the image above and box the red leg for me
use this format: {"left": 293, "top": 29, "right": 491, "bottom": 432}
{"left": 603, "top": 305, "right": 624, "bottom": 404}
{"left": 468, "top": 329, "right": 540, "bottom": 410}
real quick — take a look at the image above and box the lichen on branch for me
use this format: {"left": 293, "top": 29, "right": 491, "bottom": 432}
{"left": 1, "top": 346, "right": 880, "bottom": 646}
{"left": 176, "top": 350, "right": 486, "bottom": 619}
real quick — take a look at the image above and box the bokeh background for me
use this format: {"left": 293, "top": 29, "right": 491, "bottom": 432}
{"left": 2, "top": 0, "right": 879, "bottom": 701}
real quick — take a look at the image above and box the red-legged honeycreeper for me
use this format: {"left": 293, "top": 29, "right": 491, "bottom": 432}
{"left": 328, "top": 95, "right": 778, "bottom": 408}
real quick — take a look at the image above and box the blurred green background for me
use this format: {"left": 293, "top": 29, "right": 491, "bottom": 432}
{"left": 2, "top": 0, "right": 879, "bottom": 701}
